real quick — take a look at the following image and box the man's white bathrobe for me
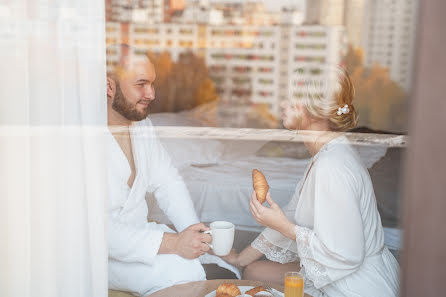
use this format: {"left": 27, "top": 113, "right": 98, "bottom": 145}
{"left": 107, "top": 118, "right": 207, "bottom": 296}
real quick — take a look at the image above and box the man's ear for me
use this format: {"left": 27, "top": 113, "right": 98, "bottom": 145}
{"left": 107, "top": 77, "right": 116, "bottom": 100}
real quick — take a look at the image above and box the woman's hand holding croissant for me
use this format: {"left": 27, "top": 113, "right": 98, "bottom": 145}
{"left": 250, "top": 191, "right": 296, "bottom": 240}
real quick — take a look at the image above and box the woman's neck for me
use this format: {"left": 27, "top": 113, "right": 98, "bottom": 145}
{"left": 300, "top": 122, "right": 337, "bottom": 157}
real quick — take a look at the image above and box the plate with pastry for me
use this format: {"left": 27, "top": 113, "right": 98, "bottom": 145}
{"left": 205, "top": 283, "right": 283, "bottom": 297}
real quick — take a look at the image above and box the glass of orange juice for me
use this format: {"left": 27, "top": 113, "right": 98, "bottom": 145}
{"left": 284, "top": 271, "right": 304, "bottom": 297}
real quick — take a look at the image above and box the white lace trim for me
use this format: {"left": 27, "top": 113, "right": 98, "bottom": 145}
{"left": 295, "top": 225, "right": 331, "bottom": 289}
{"left": 251, "top": 235, "right": 299, "bottom": 264}
{"left": 295, "top": 225, "right": 313, "bottom": 258}
{"left": 299, "top": 266, "right": 316, "bottom": 290}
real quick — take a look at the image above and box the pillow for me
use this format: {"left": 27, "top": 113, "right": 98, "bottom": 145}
{"left": 159, "top": 137, "right": 224, "bottom": 168}
{"left": 256, "top": 140, "right": 388, "bottom": 168}
{"left": 149, "top": 112, "right": 204, "bottom": 127}
{"left": 219, "top": 139, "right": 269, "bottom": 160}
{"left": 256, "top": 141, "right": 312, "bottom": 159}
{"left": 149, "top": 112, "right": 224, "bottom": 168}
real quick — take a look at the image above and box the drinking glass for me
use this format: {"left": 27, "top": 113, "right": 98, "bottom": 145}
{"left": 284, "top": 271, "right": 304, "bottom": 297}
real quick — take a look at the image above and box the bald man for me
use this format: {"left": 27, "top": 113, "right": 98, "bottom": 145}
{"left": 106, "top": 45, "right": 211, "bottom": 296}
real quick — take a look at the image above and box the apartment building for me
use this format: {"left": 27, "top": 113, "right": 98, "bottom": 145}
{"left": 279, "top": 25, "right": 347, "bottom": 107}
{"left": 105, "top": 22, "right": 346, "bottom": 116}
{"left": 305, "top": 0, "right": 345, "bottom": 26}
{"left": 164, "top": 0, "right": 186, "bottom": 22}
{"left": 107, "top": 0, "right": 164, "bottom": 23}
{"left": 105, "top": 22, "right": 122, "bottom": 73}
{"left": 343, "top": 0, "right": 365, "bottom": 48}
{"left": 205, "top": 26, "right": 281, "bottom": 113}
{"left": 130, "top": 23, "right": 199, "bottom": 60}
{"left": 362, "top": 0, "right": 419, "bottom": 91}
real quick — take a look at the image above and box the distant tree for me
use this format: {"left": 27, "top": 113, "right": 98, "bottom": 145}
{"left": 247, "top": 103, "right": 279, "bottom": 129}
{"left": 196, "top": 78, "right": 219, "bottom": 105}
{"left": 147, "top": 51, "right": 174, "bottom": 113}
{"left": 146, "top": 50, "right": 219, "bottom": 113}
{"left": 345, "top": 46, "right": 408, "bottom": 132}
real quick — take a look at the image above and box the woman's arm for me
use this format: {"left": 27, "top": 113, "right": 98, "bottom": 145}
{"left": 221, "top": 190, "right": 300, "bottom": 268}
{"left": 250, "top": 192, "right": 296, "bottom": 240}
{"left": 222, "top": 245, "right": 264, "bottom": 268}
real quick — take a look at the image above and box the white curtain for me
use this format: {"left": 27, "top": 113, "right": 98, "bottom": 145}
{"left": 0, "top": 1, "right": 108, "bottom": 297}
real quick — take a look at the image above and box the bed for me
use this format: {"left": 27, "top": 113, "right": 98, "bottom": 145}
{"left": 145, "top": 112, "right": 402, "bottom": 251}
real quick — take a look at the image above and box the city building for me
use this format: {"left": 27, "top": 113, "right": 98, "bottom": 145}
{"left": 130, "top": 23, "right": 199, "bottom": 60}
{"left": 176, "top": 0, "right": 224, "bottom": 25}
{"left": 362, "top": 0, "right": 419, "bottom": 91}
{"left": 105, "top": 21, "right": 346, "bottom": 117}
{"left": 242, "top": 1, "right": 281, "bottom": 25}
{"left": 343, "top": 0, "right": 365, "bottom": 48}
{"left": 305, "top": 0, "right": 345, "bottom": 26}
{"left": 205, "top": 26, "right": 281, "bottom": 112}
{"left": 106, "top": 0, "right": 164, "bottom": 23}
{"left": 279, "top": 25, "right": 347, "bottom": 108}
{"left": 164, "top": 0, "right": 186, "bottom": 23}
{"left": 280, "top": 7, "right": 305, "bottom": 26}
{"left": 106, "top": 22, "right": 122, "bottom": 73}
{"left": 206, "top": 25, "right": 346, "bottom": 115}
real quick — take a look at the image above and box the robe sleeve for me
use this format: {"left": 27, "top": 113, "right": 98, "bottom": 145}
{"left": 251, "top": 180, "right": 302, "bottom": 263}
{"left": 108, "top": 217, "right": 165, "bottom": 265}
{"left": 145, "top": 122, "right": 199, "bottom": 232}
{"left": 295, "top": 160, "right": 365, "bottom": 289}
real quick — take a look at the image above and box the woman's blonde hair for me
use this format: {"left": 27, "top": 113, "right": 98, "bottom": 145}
{"left": 289, "top": 65, "right": 358, "bottom": 132}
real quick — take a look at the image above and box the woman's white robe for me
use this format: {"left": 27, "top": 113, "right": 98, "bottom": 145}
{"left": 107, "top": 118, "right": 206, "bottom": 296}
{"left": 252, "top": 136, "right": 399, "bottom": 297}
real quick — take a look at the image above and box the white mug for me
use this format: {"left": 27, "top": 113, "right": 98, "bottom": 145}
{"left": 204, "top": 221, "right": 235, "bottom": 256}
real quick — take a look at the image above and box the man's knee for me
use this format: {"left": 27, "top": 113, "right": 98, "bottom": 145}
{"left": 155, "top": 254, "right": 206, "bottom": 282}
{"left": 139, "top": 255, "right": 205, "bottom": 296}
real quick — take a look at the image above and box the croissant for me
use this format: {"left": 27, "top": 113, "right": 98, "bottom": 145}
{"left": 252, "top": 169, "right": 269, "bottom": 204}
{"left": 216, "top": 294, "right": 234, "bottom": 297}
{"left": 245, "top": 286, "right": 265, "bottom": 296}
{"left": 216, "top": 283, "right": 241, "bottom": 297}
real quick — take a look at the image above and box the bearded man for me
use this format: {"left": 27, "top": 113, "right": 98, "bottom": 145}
{"left": 106, "top": 44, "right": 214, "bottom": 296}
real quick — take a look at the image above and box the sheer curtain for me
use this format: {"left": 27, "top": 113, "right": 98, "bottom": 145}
{"left": 0, "top": 1, "right": 108, "bottom": 297}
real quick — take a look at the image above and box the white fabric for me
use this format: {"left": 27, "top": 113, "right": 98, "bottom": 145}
{"left": 0, "top": 1, "right": 108, "bottom": 297}
{"left": 148, "top": 113, "right": 226, "bottom": 168}
{"left": 147, "top": 155, "right": 309, "bottom": 229}
{"left": 148, "top": 151, "right": 388, "bottom": 231}
{"left": 160, "top": 138, "right": 225, "bottom": 168}
{"left": 251, "top": 136, "right": 399, "bottom": 297}
{"left": 199, "top": 253, "right": 241, "bottom": 279}
{"left": 107, "top": 118, "right": 238, "bottom": 296}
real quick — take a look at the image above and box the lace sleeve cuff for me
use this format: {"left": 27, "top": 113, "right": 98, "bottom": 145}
{"left": 251, "top": 234, "right": 298, "bottom": 264}
{"left": 295, "top": 225, "right": 331, "bottom": 289}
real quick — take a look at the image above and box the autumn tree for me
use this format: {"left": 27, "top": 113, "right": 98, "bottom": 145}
{"left": 345, "top": 46, "right": 408, "bottom": 132}
{"left": 146, "top": 50, "right": 219, "bottom": 114}
{"left": 146, "top": 51, "right": 174, "bottom": 113}
{"left": 247, "top": 104, "right": 279, "bottom": 128}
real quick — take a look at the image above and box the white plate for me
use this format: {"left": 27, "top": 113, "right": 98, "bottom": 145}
{"left": 204, "top": 286, "right": 253, "bottom": 297}
{"left": 204, "top": 286, "right": 283, "bottom": 297}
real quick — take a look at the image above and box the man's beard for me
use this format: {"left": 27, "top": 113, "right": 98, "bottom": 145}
{"left": 112, "top": 84, "right": 150, "bottom": 121}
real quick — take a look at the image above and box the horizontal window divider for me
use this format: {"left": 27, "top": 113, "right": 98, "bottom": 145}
{"left": 133, "top": 126, "right": 410, "bottom": 147}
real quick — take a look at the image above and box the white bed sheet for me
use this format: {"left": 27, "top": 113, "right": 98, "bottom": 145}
{"left": 147, "top": 142, "right": 388, "bottom": 228}
{"left": 147, "top": 155, "right": 310, "bottom": 231}
{"left": 146, "top": 146, "right": 402, "bottom": 250}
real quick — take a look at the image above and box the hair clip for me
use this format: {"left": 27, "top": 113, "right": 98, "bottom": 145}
{"left": 337, "top": 104, "right": 350, "bottom": 115}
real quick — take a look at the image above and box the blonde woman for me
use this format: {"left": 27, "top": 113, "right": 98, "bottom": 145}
{"left": 223, "top": 66, "right": 399, "bottom": 297}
